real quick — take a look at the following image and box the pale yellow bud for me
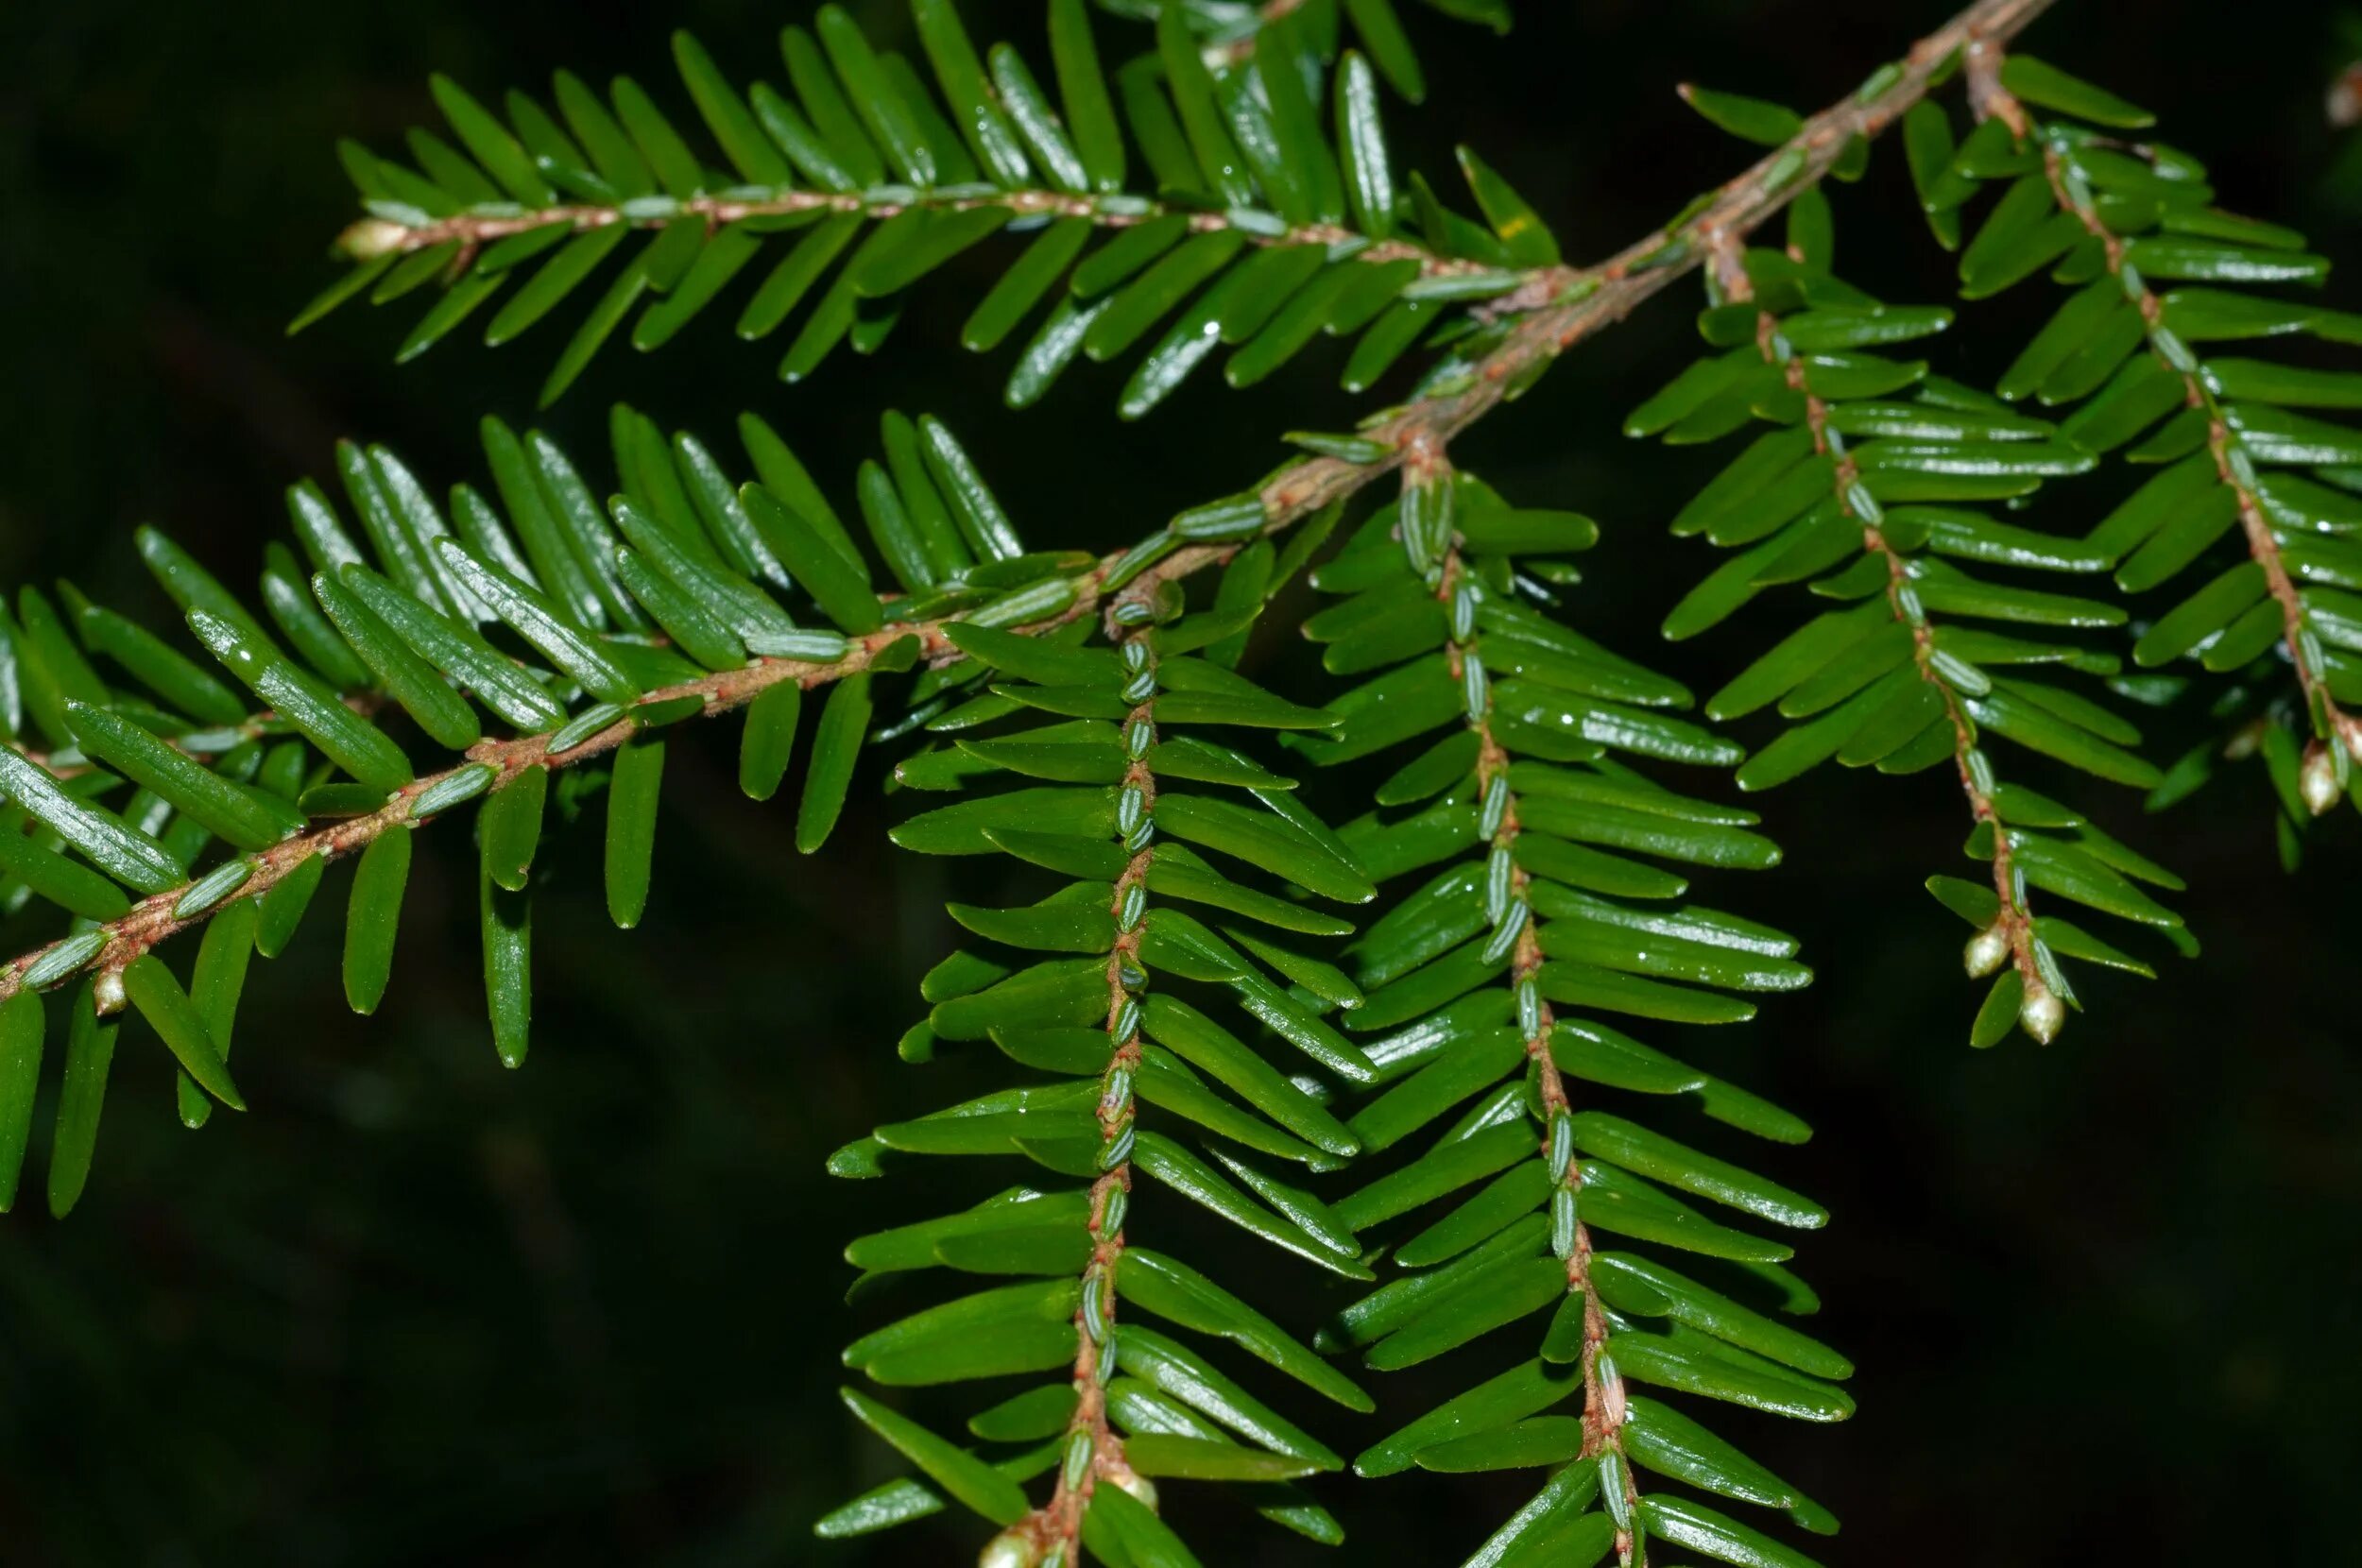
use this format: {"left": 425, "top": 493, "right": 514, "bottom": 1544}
{"left": 2332, "top": 65, "right": 2362, "bottom": 128}
{"left": 2019, "top": 983, "right": 2064, "bottom": 1045}
{"left": 2301, "top": 744, "right": 2341, "bottom": 817}
{"left": 1962, "top": 923, "right": 2011, "bottom": 979}
{"left": 335, "top": 217, "right": 416, "bottom": 261}
{"left": 979, "top": 1528, "right": 1037, "bottom": 1568}
{"left": 93, "top": 966, "right": 126, "bottom": 1016}
{"left": 1112, "top": 1471, "right": 1159, "bottom": 1512}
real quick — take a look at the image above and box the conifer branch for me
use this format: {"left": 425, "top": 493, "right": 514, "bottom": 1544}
{"left": 0, "top": 0, "right": 2059, "bottom": 1044}
{"left": 1265, "top": 0, "right": 2060, "bottom": 527}
{"left": 1423, "top": 438, "right": 1649, "bottom": 1561}
{"left": 1000, "top": 612, "right": 1164, "bottom": 1568}
{"left": 0, "top": 535, "right": 1244, "bottom": 1011}
{"left": 1711, "top": 233, "right": 2055, "bottom": 1032}
{"left": 340, "top": 184, "right": 1504, "bottom": 284}
{"left": 1972, "top": 52, "right": 2362, "bottom": 803}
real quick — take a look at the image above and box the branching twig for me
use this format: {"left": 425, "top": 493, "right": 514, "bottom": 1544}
{"left": 1260, "top": 0, "right": 2062, "bottom": 527}
{"left": 1, "top": 0, "right": 2062, "bottom": 1031}
{"left": 0, "top": 537, "right": 1237, "bottom": 1009}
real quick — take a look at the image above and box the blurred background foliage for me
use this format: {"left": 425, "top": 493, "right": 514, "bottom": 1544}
{"left": 1, "top": 1, "right": 2358, "bottom": 1562}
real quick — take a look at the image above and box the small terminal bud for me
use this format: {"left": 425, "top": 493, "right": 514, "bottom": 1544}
{"left": 2331, "top": 63, "right": 2362, "bottom": 128}
{"left": 2301, "top": 743, "right": 2341, "bottom": 817}
{"left": 1962, "top": 922, "right": 2011, "bottom": 979}
{"left": 980, "top": 1527, "right": 1038, "bottom": 1568}
{"left": 2019, "top": 982, "right": 2065, "bottom": 1045}
{"left": 334, "top": 216, "right": 414, "bottom": 260}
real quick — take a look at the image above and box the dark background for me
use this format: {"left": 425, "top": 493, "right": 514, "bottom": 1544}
{"left": 3, "top": 1, "right": 2358, "bottom": 1562}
